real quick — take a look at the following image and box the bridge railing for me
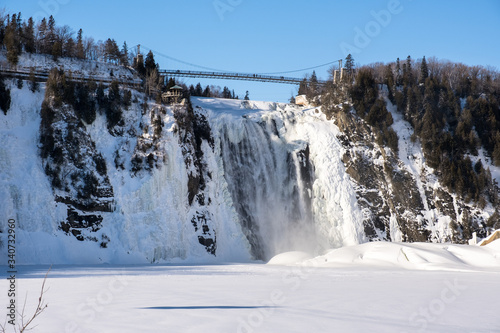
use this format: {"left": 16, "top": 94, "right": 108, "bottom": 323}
{"left": 159, "top": 69, "right": 328, "bottom": 85}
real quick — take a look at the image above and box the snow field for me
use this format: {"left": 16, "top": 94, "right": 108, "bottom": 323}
{"left": 1, "top": 248, "right": 499, "bottom": 333}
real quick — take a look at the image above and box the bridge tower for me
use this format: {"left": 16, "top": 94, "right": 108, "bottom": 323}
{"left": 333, "top": 59, "right": 344, "bottom": 84}
{"left": 135, "top": 44, "right": 144, "bottom": 67}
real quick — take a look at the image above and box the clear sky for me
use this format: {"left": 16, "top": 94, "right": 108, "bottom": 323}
{"left": 3, "top": 0, "right": 500, "bottom": 102}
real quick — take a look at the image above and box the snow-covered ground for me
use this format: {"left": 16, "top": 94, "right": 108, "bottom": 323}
{"left": 0, "top": 52, "right": 140, "bottom": 84}
{"left": 1, "top": 240, "right": 499, "bottom": 333}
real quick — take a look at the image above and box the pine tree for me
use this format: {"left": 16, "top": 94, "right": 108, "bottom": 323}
{"left": 64, "top": 37, "right": 75, "bottom": 58}
{"left": 121, "top": 41, "right": 129, "bottom": 66}
{"left": 28, "top": 68, "right": 39, "bottom": 92}
{"left": 5, "top": 13, "right": 21, "bottom": 66}
{"left": 0, "top": 15, "right": 5, "bottom": 46}
{"left": 46, "top": 15, "right": 57, "bottom": 54}
{"left": 76, "top": 29, "right": 85, "bottom": 59}
{"left": 166, "top": 78, "right": 176, "bottom": 90}
{"left": 309, "top": 71, "right": 318, "bottom": 98}
{"left": 133, "top": 54, "right": 146, "bottom": 77}
{"left": 298, "top": 78, "right": 308, "bottom": 95}
{"left": 194, "top": 83, "right": 203, "bottom": 96}
{"left": 404, "top": 55, "right": 413, "bottom": 86}
{"left": 104, "top": 39, "right": 120, "bottom": 63}
{"left": 52, "top": 40, "right": 62, "bottom": 60}
{"left": 384, "top": 64, "right": 395, "bottom": 101}
{"left": 144, "top": 50, "right": 157, "bottom": 74}
{"left": 420, "top": 56, "right": 428, "bottom": 84}
{"left": 493, "top": 132, "right": 500, "bottom": 166}
{"left": 0, "top": 73, "right": 11, "bottom": 115}
{"left": 395, "top": 58, "right": 402, "bottom": 86}
{"left": 203, "top": 85, "right": 211, "bottom": 97}
{"left": 344, "top": 54, "right": 355, "bottom": 81}
{"left": 15, "top": 12, "right": 22, "bottom": 32}
{"left": 23, "top": 17, "right": 35, "bottom": 53}
{"left": 37, "top": 18, "right": 48, "bottom": 54}
{"left": 222, "top": 86, "right": 231, "bottom": 98}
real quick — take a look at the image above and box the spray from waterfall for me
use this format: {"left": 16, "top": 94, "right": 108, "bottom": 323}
{"left": 219, "top": 115, "right": 318, "bottom": 260}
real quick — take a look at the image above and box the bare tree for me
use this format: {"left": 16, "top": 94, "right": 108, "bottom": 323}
{"left": 1, "top": 267, "right": 51, "bottom": 333}
{"left": 83, "top": 36, "right": 95, "bottom": 60}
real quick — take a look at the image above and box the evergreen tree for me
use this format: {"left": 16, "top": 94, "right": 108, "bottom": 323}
{"left": 222, "top": 86, "right": 231, "bottom": 98}
{"left": 493, "top": 132, "right": 500, "bottom": 166}
{"left": 28, "top": 68, "right": 39, "bottom": 92}
{"left": 298, "top": 78, "right": 308, "bottom": 95}
{"left": 46, "top": 15, "right": 57, "bottom": 54}
{"left": 194, "top": 83, "right": 203, "bottom": 96}
{"left": 122, "top": 90, "right": 132, "bottom": 109}
{"left": 383, "top": 64, "right": 395, "bottom": 101}
{"left": 64, "top": 37, "right": 75, "bottom": 57}
{"left": 0, "top": 74, "right": 11, "bottom": 115}
{"left": 144, "top": 50, "right": 157, "bottom": 74}
{"left": 52, "top": 40, "right": 62, "bottom": 60}
{"left": 404, "top": 55, "right": 413, "bottom": 86}
{"left": 104, "top": 38, "right": 120, "bottom": 63}
{"left": 420, "top": 56, "right": 428, "bottom": 83}
{"left": 105, "top": 81, "right": 123, "bottom": 130}
{"left": 166, "top": 78, "right": 175, "bottom": 90}
{"left": 308, "top": 71, "right": 318, "bottom": 98}
{"left": 96, "top": 84, "right": 106, "bottom": 109}
{"left": 395, "top": 58, "right": 402, "bottom": 86}
{"left": 350, "top": 68, "right": 377, "bottom": 118}
{"left": 203, "top": 85, "right": 211, "bottom": 97}
{"left": 344, "top": 54, "right": 355, "bottom": 81}
{"left": 133, "top": 54, "right": 146, "bottom": 77}
{"left": 5, "top": 13, "right": 21, "bottom": 66}
{"left": 74, "top": 83, "right": 96, "bottom": 124}
{"left": 0, "top": 15, "right": 5, "bottom": 46}
{"left": 120, "top": 41, "right": 129, "bottom": 66}
{"left": 22, "top": 17, "right": 35, "bottom": 53}
{"left": 15, "top": 12, "right": 22, "bottom": 32}
{"left": 36, "top": 18, "right": 48, "bottom": 54}
{"left": 75, "top": 28, "right": 85, "bottom": 59}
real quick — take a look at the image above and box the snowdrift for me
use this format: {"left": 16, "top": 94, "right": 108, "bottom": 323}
{"left": 268, "top": 241, "right": 500, "bottom": 271}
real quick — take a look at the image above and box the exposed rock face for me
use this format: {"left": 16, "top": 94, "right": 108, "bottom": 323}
{"left": 334, "top": 108, "right": 497, "bottom": 244}
{"left": 39, "top": 99, "right": 114, "bottom": 241}
{"left": 174, "top": 101, "right": 217, "bottom": 255}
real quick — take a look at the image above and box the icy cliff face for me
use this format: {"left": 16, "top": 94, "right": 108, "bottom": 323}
{"left": 1, "top": 78, "right": 498, "bottom": 264}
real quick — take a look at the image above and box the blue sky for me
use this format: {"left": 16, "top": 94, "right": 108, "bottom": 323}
{"left": 3, "top": 0, "right": 500, "bottom": 102}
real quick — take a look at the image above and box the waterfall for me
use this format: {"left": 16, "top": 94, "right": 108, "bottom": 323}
{"left": 217, "top": 114, "right": 317, "bottom": 260}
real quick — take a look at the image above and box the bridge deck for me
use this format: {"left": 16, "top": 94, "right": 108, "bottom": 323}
{"left": 159, "top": 69, "right": 327, "bottom": 85}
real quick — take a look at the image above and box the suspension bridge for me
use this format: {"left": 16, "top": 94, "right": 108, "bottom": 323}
{"left": 158, "top": 69, "right": 328, "bottom": 86}
{"left": 140, "top": 45, "right": 338, "bottom": 87}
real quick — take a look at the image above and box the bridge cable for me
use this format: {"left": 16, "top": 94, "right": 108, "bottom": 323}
{"left": 255, "top": 60, "right": 341, "bottom": 75}
{"left": 139, "top": 45, "right": 340, "bottom": 76}
{"left": 139, "top": 45, "right": 232, "bottom": 72}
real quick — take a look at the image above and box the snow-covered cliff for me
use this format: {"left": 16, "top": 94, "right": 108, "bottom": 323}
{"left": 1, "top": 70, "right": 499, "bottom": 264}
